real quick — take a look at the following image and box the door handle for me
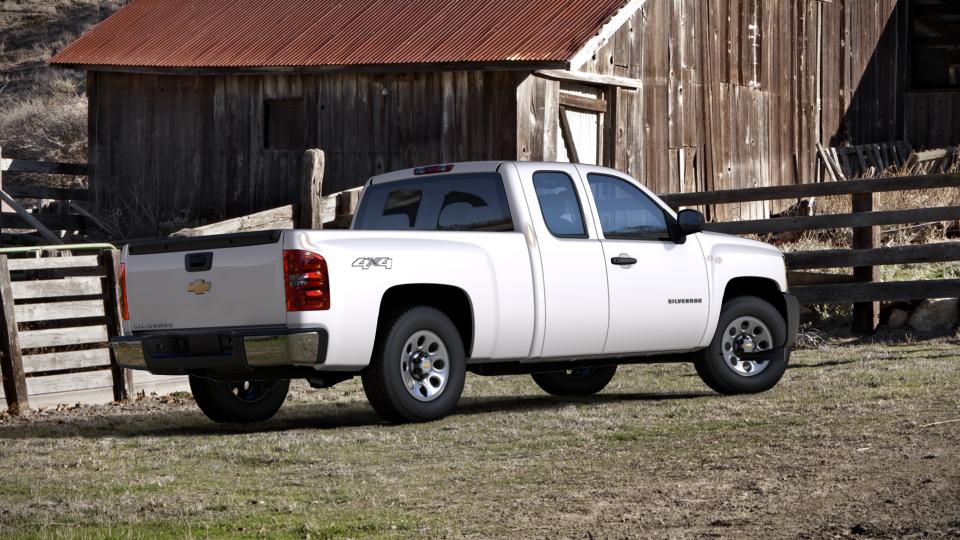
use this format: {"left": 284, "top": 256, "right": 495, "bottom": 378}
{"left": 611, "top": 256, "right": 637, "bottom": 266}
{"left": 185, "top": 252, "right": 213, "bottom": 272}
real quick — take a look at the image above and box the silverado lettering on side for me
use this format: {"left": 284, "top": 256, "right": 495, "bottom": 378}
{"left": 112, "top": 162, "right": 799, "bottom": 423}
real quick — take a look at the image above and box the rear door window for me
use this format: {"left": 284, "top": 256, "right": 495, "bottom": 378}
{"left": 532, "top": 171, "right": 587, "bottom": 238}
{"left": 355, "top": 172, "right": 514, "bottom": 232}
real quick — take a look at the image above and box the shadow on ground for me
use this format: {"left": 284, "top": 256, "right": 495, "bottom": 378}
{"left": 0, "top": 391, "right": 711, "bottom": 440}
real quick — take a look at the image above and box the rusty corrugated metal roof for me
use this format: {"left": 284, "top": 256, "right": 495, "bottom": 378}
{"left": 50, "top": 0, "right": 631, "bottom": 69}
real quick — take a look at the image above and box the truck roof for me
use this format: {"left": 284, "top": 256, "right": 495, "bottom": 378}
{"left": 368, "top": 161, "right": 507, "bottom": 186}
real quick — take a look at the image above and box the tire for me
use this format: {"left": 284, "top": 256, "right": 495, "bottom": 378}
{"left": 531, "top": 365, "right": 617, "bottom": 397}
{"left": 695, "top": 295, "right": 789, "bottom": 395}
{"left": 189, "top": 376, "right": 289, "bottom": 423}
{"left": 361, "top": 306, "right": 466, "bottom": 423}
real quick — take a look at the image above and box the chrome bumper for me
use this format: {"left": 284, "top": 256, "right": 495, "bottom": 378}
{"left": 110, "top": 329, "right": 327, "bottom": 373}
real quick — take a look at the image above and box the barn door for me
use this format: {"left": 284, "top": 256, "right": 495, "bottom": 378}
{"left": 557, "top": 83, "right": 609, "bottom": 166}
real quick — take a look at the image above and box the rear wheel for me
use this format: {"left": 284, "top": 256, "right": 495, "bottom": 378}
{"left": 531, "top": 365, "right": 617, "bottom": 397}
{"left": 695, "top": 296, "right": 788, "bottom": 395}
{"left": 189, "top": 376, "right": 289, "bottom": 423}
{"left": 361, "top": 306, "right": 466, "bottom": 423}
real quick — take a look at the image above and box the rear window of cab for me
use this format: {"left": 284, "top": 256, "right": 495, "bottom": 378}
{"left": 354, "top": 173, "right": 514, "bottom": 232}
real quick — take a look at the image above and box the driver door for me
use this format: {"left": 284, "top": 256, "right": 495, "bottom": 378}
{"left": 581, "top": 171, "right": 710, "bottom": 354}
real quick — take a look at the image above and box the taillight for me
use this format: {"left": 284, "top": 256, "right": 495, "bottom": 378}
{"left": 283, "top": 250, "right": 330, "bottom": 311}
{"left": 118, "top": 262, "right": 130, "bottom": 321}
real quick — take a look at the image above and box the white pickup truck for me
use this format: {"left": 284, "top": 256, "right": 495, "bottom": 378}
{"left": 112, "top": 161, "right": 798, "bottom": 423}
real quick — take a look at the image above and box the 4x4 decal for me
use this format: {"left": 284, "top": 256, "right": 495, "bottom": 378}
{"left": 352, "top": 257, "right": 393, "bottom": 270}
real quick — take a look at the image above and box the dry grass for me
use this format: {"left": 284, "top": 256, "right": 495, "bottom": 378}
{"left": 0, "top": 340, "right": 958, "bottom": 538}
{"left": 0, "top": 0, "right": 122, "bottom": 165}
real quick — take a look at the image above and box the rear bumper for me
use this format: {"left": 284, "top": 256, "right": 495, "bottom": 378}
{"left": 783, "top": 293, "right": 800, "bottom": 349}
{"left": 111, "top": 328, "right": 328, "bottom": 376}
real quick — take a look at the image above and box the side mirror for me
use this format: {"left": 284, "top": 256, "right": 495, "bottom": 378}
{"left": 677, "top": 209, "right": 705, "bottom": 234}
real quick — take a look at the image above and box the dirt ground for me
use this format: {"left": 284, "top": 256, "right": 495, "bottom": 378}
{"left": 0, "top": 339, "right": 958, "bottom": 539}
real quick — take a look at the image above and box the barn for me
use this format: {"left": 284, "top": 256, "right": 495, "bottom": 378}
{"left": 49, "top": 0, "right": 960, "bottom": 234}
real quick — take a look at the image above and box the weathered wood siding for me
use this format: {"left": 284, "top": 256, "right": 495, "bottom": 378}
{"left": 88, "top": 71, "right": 519, "bottom": 234}
{"left": 518, "top": 0, "right": 953, "bottom": 220}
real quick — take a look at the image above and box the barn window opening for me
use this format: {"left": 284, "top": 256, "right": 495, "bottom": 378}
{"left": 909, "top": 0, "right": 960, "bottom": 91}
{"left": 556, "top": 82, "right": 608, "bottom": 166}
{"left": 264, "top": 99, "right": 305, "bottom": 150}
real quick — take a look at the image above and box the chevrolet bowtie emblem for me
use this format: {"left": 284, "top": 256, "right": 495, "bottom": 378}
{"left": 187, "top": 279, "right": 212, "bottom": 295}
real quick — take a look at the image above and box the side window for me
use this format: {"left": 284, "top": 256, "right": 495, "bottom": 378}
{"left": 380, "top": 189, "right": 421, "bottom": 229}
{"left": 587, "top": 173, "right": 669, "bottom": 240}
{"left": 354, "top": 173, "right": 513, "bottom": 232}
{"left": 434, "top": 180, "right": 513, "bottom": 232}
{"left": 533, "top": 171, "right": 587, "bottom": 238}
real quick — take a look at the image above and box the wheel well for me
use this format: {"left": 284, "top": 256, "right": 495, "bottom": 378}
{"left": 722, "top": 277, "right": 787, "bottom": 321}
{"left": 377, "top": 284, "right": 474, "bottom": 356}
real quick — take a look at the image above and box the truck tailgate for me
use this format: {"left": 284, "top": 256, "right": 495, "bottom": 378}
{"left": 124, "top": 231, "right": 287, "bottom": 332}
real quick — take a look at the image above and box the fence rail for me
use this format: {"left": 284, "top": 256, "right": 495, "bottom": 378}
{"left": 661, "top": 172, "right": 960, "bottom": 332}
{"left": 0, "top": 247, "right": 186, "bottom": 414}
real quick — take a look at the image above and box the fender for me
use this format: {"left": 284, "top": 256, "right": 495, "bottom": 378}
{"left": 696, "top": 232, "right": 788, "bottom": 348}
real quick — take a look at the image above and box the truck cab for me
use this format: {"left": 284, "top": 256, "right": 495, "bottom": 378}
{"left": 113, "top": 162, "right": 799, "bottom": 423}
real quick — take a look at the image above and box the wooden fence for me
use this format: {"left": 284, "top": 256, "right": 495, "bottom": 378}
{"left": 659, "top": 173, "right": 960, "bottom": 332}
{"left": 0, "top": 250, "right": 184, "bottom": 413}
{"left": 0, "top": 146, "right": 98, "bottom": 244}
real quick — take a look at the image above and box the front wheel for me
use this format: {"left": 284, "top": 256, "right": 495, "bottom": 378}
{"left": 695, "top": 296, "right": 788, "bottom": 395}
{"left": 189, "top": 376, "right": 289, "bottom": 423}
{"left": 361, "top": 306, "right": 466, "bottom": 423}
{"left": 531, "top": 365, "right": 617, "bottom": 397}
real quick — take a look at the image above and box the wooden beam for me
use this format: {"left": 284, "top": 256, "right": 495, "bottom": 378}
{"left": 70, "top": 202, "right": 120, "bottom": 238}
{"left": 11, "top": 276, "right": 102, "bottom": 300}
{"left": 0, "top": 212, "right": 85, "bottom": 231}
{"left": 559, "top": 93, "right": 608, "bottom": 113}
{"left": 816, "top": 143, "right": 841, "bottom": 181}
{"left": 171, "top": 205, "right": 295, "bottom": 237}
{"left": 851, "top": 188, "right": 880, "bottom": 332}
{"left": 535, "top": 69, "right": 642, "bottom": 90}
{"left": 22, "top": 349, "right": 111, "bottom": 374}
{"left": 0, "top": 147, "right": 7, "bottom": 216}
{"left": 0, "top": 158, "right": 88, "bottom": 176}
{"left": 320, "top": 187, "right": 364, "bottom": 229}
{"left": 0, "top": 256, "right": 29, "bottom": 414}
{"left": 18, "top": 325, "right": 109, "bottom": 350}
{"left": 787, "top": 272, "right": 857, "bottom": 287}
{"left": 2, "top": 184, "right": 89, "bottom": 201}
{"left": 558, "top": 106, "right": 580, "bottom": 164}
{"left": 6, "top": 255, "right": 100, "bottom": 271}
{"left": 658, "top": 173, "right": 960, "bottom": 207}
{"left": 703, "top": 205, "right": 960, "bottom": 235}
{"left": 785, "top": 242, "right": 960, "bottom": 270}
{"left": 0, "top": 189, "right": 63, "bottom": 244}
{"left": 792, "top": 279, "right": 960, "bottom": 305}
{"left": 299, "top": 149, "right": 325, "bottom": 230}
{"left": 14, "top": 300, "right": 105, "bottom": 323}
{"left": 99, "top": 250, "right": 130, "bottom": 401}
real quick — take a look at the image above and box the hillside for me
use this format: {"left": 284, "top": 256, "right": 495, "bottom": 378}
{"left": 0, "top": 0, "right": 121, "bottom": 164}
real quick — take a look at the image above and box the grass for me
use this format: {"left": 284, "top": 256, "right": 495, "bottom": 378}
{"left": 1, "top": 1, "right": 122, "bottom": 164}
{"left": 0, "top": 339, "right": 958, "bottom": 538}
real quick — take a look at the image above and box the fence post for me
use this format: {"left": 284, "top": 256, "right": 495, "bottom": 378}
{"left": 0, "top": 255, "right": 29, "bottom": 414}
{"left": 99, "top": 250, "right": 131, "bottom": 401}
{"left": 851, "top": 191, "right": 880, "bottom": 332}
{"left": 300, "top": 149, "right": 325, "bottom": 230}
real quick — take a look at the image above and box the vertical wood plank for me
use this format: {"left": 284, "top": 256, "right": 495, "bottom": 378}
{"left": 851, "top": 191, "right": 880, "bottom": 333}
{"left": 99, "top": 250, "right": 131, "bottom": 401}
{"left": 300, "top": 149, "right": 325, "bottom": 229}
{"left": 0, "top": 256, "right": 29, "bottom": 414}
